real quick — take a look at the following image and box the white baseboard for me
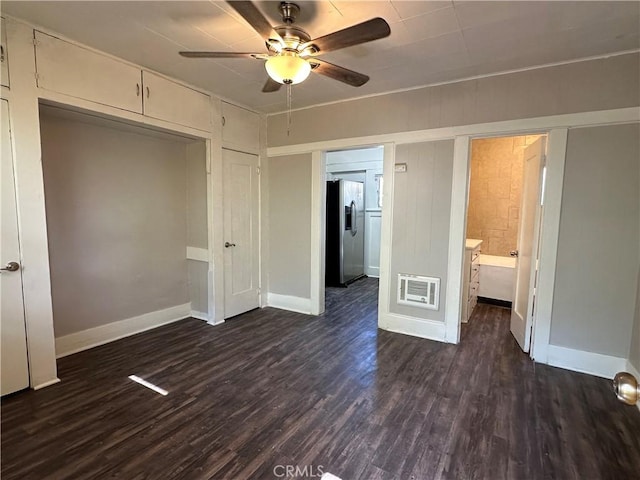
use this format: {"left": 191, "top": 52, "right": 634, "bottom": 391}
{"left": 378, "top": 312, "right": 446, "bottom": 342}
{"left": 33, "top": 377, "right": 61, "bottom": 390}
{"left": 267, "top": 293, "right": 313, "bottom": 315}
{"left": 546, "top": 345, "right": 627, "bottom": 379}
{"left": 190, "top": 310, "right": 209, "bottom": 321}
{"left": 55, "top": 303, "right": 191, "bottom": 358}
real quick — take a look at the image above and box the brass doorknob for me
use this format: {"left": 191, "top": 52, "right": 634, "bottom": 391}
{"left": 613, "top": 372, "right": 639, "bottom": 405}
{"left": 0, "top": 261, "right": 20, "bottom": 272}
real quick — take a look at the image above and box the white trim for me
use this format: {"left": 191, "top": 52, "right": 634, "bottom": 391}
{"left": 530, "top": 129, "right": 568, "bottom": 363}
{"left": 267, "top": 51, "right": 640, "bottom": 116}
{"left": 55, "top": 303, "right": 191, "bottom": 358}
{"left": 444, "top": 136, "right": 470, "bottom": 344}
{"left": 379, "top": 312, "right": 446, "bottom": 342}
{"left": 39, "top": 93, "right": 212, "bottom": 139}
{"left": 310, "top": 151, "right": 326, "bottom": 316}
{"left": 267, "top": 108, "right": 639, "bottom": 157}
{"left": 186, "top": 246, "right": 209, "bottom": 262}
{"left": 546, "top": 345, "right": 626, "bottom": 379}
{"left": 33, "top": 378, "right": 61, "bottom": 390}
{"left": 190, "top": 310, "right": 209, "bottom": 321}
{"left": 267, "top": 293, "right": 313, "bottom": 315}
{"left": 377, "top": 144, "right": 395, "bottom": 332}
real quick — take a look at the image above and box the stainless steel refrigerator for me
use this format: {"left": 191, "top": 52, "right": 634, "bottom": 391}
{"left": 325, "top": 180, "right": 365, "bottom": 287}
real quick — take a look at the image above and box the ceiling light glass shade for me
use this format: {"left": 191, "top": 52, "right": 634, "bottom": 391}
{"left": 265, "top": 55, "right": 311, "bottom": 85}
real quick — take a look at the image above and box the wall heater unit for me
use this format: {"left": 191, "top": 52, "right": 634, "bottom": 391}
{"left": 397, "top": 274, "right": 440, "bottom": 310}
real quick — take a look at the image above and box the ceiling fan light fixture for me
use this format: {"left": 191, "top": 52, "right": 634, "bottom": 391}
{"left": 265, "top": 54, "right": 311, "bottom": 85}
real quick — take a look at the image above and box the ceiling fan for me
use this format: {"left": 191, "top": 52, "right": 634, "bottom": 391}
{"left": 179, "top": 1, "right": 391, "bottom": 92}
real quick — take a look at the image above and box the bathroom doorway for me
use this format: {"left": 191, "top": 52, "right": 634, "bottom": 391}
{"left": 462, "top": 134, "right": 547, "bottom": 352}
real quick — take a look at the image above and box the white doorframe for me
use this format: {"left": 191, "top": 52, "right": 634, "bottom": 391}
{"left": 377, "top": 143, "right": 396, "bottom": 329}
{"left": 447, "top": 130, "right": 568, "bottom": 360}
{"left": 310, "top": 150, "right": 326, "bottom": 315}
{"left": 444, "top": 136, "right": 471, "bottom": 344}
{"left": 310, "top": 146, "right": 388, "bottom": 316}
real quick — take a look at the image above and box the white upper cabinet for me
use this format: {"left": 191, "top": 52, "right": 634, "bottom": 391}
{"left": 142, "top": 71, "right": 211, "bottom": 132}
{"left": 221, "top": 102, "right": 260, "bottom": 153}
{"left": 1, "top": 18, "right": 9, "bottom": 88}
{"left": 34, "top": 32, "right": 214, "bottom": 132}
{"left": 35, "top": 31, "right": 143, "bottom": 113}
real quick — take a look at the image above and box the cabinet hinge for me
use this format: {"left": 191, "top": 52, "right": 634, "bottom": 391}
{"left": 256, "top": 166, "right": 261, "bottom": 175}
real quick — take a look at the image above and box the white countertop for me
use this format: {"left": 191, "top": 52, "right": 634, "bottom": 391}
{"left": 465, "top": 238, "right": 483, "bottom": 250}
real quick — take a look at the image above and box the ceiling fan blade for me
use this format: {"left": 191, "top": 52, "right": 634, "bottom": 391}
{"left": 262, "top": 77, "right": 282, "bottom": 93}
{"left": 179, "top": 51, "right": 266, "bottom": 59}
{"left": 304, "top": 18, "right": 390, "bottom": 55}
{"left": 228, "top": 1, "right": 282, "bottom": 42}
{"left": 309, "top": 59, "right": 369, "bottom": 87}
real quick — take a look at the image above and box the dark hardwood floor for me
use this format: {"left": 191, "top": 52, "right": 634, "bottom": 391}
{"left": 2, "top": 277, "right": 640, "bottom": 479}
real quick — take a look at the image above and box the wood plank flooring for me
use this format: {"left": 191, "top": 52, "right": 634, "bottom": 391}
{"left": 2, "top": 277, "right": 640, "bottom": 479}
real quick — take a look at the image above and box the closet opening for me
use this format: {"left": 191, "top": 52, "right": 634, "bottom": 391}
{"left": 38, "top": 102, "right": 210, "bottom": 359}
{"left": 461, "top": 133, "right": 548, "bottom": 352}
{"left": 323, "top": 146, "right": 383, "bottom": 311}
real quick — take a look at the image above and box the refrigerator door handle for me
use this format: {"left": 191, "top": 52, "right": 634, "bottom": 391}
{"left": 350, "top": 200, "right": 358, "bottom": 236}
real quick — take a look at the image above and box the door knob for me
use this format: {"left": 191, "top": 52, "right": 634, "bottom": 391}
{"left": 224, "top": 242, "right": 236, "bottom": 248}
{"left": 0, "top": 261, "right": 20, "bottom": 272}
{"left": 509, "top": 250, "right": 519, "bottom": 257}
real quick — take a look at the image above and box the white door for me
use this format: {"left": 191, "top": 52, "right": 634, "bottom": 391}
{"left": 223, "top": 149, "right": 259, "bottom": 318}
{"left": 511, "top": 137, "right": 546, "bottom": 352}
{"left": 1, "top": 99, "right": 30, "bottom": 395}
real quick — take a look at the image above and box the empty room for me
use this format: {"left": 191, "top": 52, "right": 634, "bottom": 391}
{"left": 1, "top": 1, "right": 639, "bottom": 479}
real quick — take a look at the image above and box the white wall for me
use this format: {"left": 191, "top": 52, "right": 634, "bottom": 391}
{"left": 267, "top": 153, "right": 312, "bottom": 300}
{"left": 267, "top": 53, "right": 639, "bottom": 147}
{"left": 390, "top": 141, "right": 454, "bottom": 321}
{"left": 40, "top": 110, "right": 191, "bottom": 337}
{"left": 550, "top": 124, "right": 640, "bottom": 357}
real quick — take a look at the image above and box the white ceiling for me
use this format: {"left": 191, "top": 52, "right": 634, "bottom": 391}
{"left": 2, "top": 1, "right": 639, "bottom": 114}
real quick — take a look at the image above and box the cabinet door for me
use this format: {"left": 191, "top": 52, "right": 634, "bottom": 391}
{"left": 221, "top": 102, "right": 260, "bottom": 153}
{"left": 142, "top": 71, "right": 211, "bottom": 132}
{"left": 1, "top": 18, "right": 9, "bottom": 88}
{"left": 35, "top": 31, "right": 142, "bottom": 113}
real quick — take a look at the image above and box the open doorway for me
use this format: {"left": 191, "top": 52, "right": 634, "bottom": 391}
{"left": 461, "top": 134, "right": 547, "bottom": 352}
{"left": 38, "top": 103, "right": 211, "bottom": 358}
{"left": 323, "top": 146, "right": 383, "bottom": 309}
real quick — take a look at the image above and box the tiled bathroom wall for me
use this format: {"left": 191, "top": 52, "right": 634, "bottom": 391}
{"left": 466, "top": 135, "right": 542, "bottom": 257}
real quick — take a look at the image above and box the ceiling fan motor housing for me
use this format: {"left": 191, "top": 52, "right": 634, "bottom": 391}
{"left": 279, "top": 2, "right": 300, "bottom": 24}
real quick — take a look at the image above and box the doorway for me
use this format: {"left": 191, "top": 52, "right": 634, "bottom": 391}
{"left": 461, "top": 134, "right": 547, "bottom": 352}
{"left": 38, "top": 103, "right": 212, "bottom": 357}
{"left": 323, "top": 146, "right": 383, "bottom": 309}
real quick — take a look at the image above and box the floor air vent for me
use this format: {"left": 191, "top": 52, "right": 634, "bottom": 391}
{"left": 397, "top": 274, "right": 440, "bottom": 310}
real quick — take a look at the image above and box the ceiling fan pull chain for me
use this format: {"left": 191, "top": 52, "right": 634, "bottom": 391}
{"left": 287, "top": 82, "right": 292, "bottom": 137}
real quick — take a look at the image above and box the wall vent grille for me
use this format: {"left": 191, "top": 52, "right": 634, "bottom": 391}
{"left": 397, "top": 274, "right": 440, "bottom": 310}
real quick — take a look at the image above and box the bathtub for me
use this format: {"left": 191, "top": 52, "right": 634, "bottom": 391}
{"left": 478, "top": 254, "right": 515, "bottom": 302}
